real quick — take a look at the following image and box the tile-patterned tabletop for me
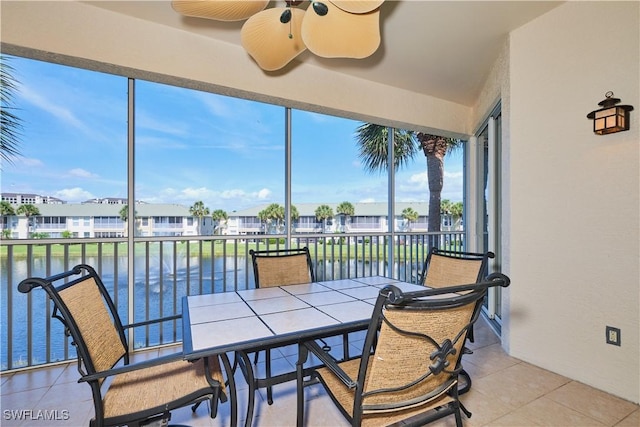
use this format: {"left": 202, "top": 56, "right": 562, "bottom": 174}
{"left": 183, "top": 275, "right": 408, "bottom": 357}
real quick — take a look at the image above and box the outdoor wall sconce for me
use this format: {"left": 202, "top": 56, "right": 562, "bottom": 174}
{"left": 587, "top": 91, "right": 634, "bottom": 135}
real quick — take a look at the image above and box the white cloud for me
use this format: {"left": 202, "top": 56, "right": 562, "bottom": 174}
{"left": 358, "top": 197, "right": 376, "bottom": 203}
{"left": 220, "top": 189, "right": 247, "bottom": 199}
{"left": 54, "top": 187, "right": 94, "bottom": 202}
{"left": 256, "top": 188, "right": 271, "bottom": 199}
{"left": 8, "top": 157, "right": 44, "bottom": 168}
{"left": 18, "top": 84, "right": 91, "bottom": 134}
{"left": 68, "top": 168, "right": 98, "bottom": 178}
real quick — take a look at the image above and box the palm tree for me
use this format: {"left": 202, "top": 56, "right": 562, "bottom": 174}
{"left": 440, "top": 199, "right": 453, "bottom": 229}
{"left": 1, "top": 201, "right": 16, "bottom": 238}
{"left": 119, "top": 204, "right": 138, "bottom": 236}
{"left": 401, "top": 207, "right": 419, "bottom": 232}
{"left": 449, "top": 201, "right": 463, "bottom": 230}
{"left": 417, "top": 134, "right": 462, "bottom": 232}
{"left": 290, "top": 205, "right": 299, "bottom": 231}
{"left": 211, "top": 209, "right": 228, "bottom": 235}
{"left": 16, "top": 204, "right": 40, "bottom": 236}
{"left": 355, "top": 123, "right": 461, "bottom": 232}
{"left": 1, "top": 55, "right": 23, "bottom": 166}
{"left": 258, "top": 203, "right": 284, "bottom": 234}
{"left": 315, "top": 204, "right": 334, "bottom": 233}
{"left": 118, "top": 205, "right": 129, "bottom": 222}
{"left": 257, "top": 208, "right": 271, "bottom": 234}
{"left": 336, "top": 201, "right": 354, "bottom": 232}
{"left": 189, "top": 201, "right": 210, "bottom": 235}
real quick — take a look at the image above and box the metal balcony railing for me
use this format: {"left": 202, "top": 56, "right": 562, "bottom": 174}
{"left": 0, "top": 231, "right": 464, "bottom": 371}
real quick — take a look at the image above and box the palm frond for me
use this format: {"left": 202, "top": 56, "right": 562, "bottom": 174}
{"left": 0, "top": 55, "right": 24, "bottom": 165}
{"left": 354, "top": 123, "right": 417, "bottom": 174}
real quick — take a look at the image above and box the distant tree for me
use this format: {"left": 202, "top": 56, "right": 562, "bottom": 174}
{"left": 61, "top": 230, "right": 73, "bottom": 238}
{"left": 118, "top": 204, "right": 138, "bottom": 236}
{"left": 211, "top": 209, "right": 228, "bottom": 235}
{"left": 336, "top": 201, "right": 354, "bottom": 232}
{"left": 315, "top": 204, "right": 334, "bottom": 233}
{"left": 189, "top": 201, "right": 210, "bottom": 235}
{"left": 336, "top": 201, "right": 354, "bottom": 216}
{"left": 440, "top": 199, "right": 463, "bottom": 230}
{"left": 0, "top": 201, "right": 15, "bottom": 216}
{"left": 16, "top": 204, "right": 40, "bottom": 234}
{"left": 450, "top": 202, "right": 463, "bottom": 220}
{"left": 449, "top": 201, "right": 463, "bottom": 230}
{"left": 15, "top": 204, "right": 38, "bottom": 217}
{"left": 0, "top": 55, "right": 23, "bottom": 166}
{"left": 257, "top": 203, "right": 299, "bottom": 234}
{"left": 1, "top": 201, "right": 15, "bottom": 236}
{"left": 262, "top": 203, "right": 285, "bottom": 233}
{"left": 257, "top": 208, "right": 271, "bottom": 233}
{"left": 401, "top": 207, "right": 419, "bottom": 231}
{"left": 118, "top": 205, "right": 129, "bottom": 222}
{"left": 290, "top": 205, "right": 299, "bottom": 221}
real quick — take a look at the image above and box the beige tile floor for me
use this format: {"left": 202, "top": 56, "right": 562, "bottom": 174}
{"left": 1, "top": 317, "right": 638, "bottom": 427}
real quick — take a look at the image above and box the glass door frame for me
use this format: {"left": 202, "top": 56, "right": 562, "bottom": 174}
{"left": 465, "top": 101, "right": 502, "bottom": 331}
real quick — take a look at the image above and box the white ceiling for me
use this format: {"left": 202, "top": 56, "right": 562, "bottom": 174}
{"left": 88, "top": 1, "right": 562, "bottom": 106}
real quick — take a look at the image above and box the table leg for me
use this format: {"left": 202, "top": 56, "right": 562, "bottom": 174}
{"left": 296, "top": 344, "right": 309, "bottom": 427}
{"left": 236, "top": 351, "right": 256, "bottom": 427}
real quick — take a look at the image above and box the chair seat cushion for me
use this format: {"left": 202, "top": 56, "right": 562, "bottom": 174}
{"left": 315, "top": 358, "right": 456, "bottom": 427}
{"left": 103, "top": 356, "right": 225, "bottom": 421}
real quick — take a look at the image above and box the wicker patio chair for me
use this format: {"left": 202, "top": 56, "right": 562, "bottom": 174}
{"left": 419, "top": 248, "right": 494, "bottom": 289}
{"left": 296, "top": 274, "right": 510, "bottom": 427}
{"left": 418, "top": 247, "right": 495, "bottom": 394}
{"left": 18, "top": 264, "right": 237, "bottom": 427}
{"left": 247, "top": 247, "right": 315, "bottom": 405}
{"left": 250, "top": 247, "right": 315, "bottom": 287}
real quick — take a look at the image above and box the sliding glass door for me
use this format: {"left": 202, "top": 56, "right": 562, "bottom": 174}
{"left": 476, "top": 103, "right": 503, "bottom": 329}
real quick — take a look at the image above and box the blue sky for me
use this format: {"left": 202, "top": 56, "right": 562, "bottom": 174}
{"left": 2, "top": 55, "right": 463, "bottom": 212}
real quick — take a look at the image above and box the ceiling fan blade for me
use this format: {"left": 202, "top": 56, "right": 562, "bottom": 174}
{"left": 302, "top": 1, "right": 381, "bottom": 59}
{"left": 172, "top": 0, "right": 269, "bottom": 22}
{"left": 330, "top": 0, "right": 384, "bottom": 14}
{"left": 241, "top": 7, "right": 307, "bottom": 71}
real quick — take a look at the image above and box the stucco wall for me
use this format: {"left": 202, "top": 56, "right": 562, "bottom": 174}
{"left": 507, "top": 1, "right": 639, "bottom": 402}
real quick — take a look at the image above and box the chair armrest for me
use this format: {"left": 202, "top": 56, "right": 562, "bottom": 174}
{"left": 79, "top": 351, "right": 189, "bottom": 383}
{"left": 124, "top": 314, "right": 182, "bottom": 329}
{"left": 303, "top": 340, "right": 357, "bottom": 389}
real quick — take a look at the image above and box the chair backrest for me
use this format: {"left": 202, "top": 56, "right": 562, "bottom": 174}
{"left": 18, "top": 264, "right": 128, "bottom": 382}
{"left": 250, "top": 247, "right": 314, "bottom": 288}
{"left": 355, "top": 282, "right": 491, "bottom": 416}
{"left": 420, "top": 248, "right": 494, "bottom": 288}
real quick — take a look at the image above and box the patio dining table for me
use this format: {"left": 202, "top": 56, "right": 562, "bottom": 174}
{"left": 182, "top": 276, "right": 428, "bottom": 426}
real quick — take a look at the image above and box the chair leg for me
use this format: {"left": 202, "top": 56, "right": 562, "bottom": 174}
{"left": 458, "top": 369, "right": 472, "bottom": 395}
{"left": 454, "top": 407, "right": 464, "bottom": 427}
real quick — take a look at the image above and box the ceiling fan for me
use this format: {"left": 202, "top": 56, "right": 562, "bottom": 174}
{"left": 171, "top": 1, "right": 385, "bottom": 71}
